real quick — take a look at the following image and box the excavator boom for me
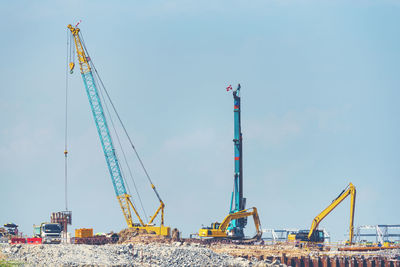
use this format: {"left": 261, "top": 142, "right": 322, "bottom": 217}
{"left": 308, "top": 183, "right": 356, "bottom": 243}
{"left": 199, "top": 207, "right": 262, "bottom": 239}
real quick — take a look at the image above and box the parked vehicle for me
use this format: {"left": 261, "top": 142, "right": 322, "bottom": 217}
{"left": 33, "top": 223, "right": 62, "bottom": 244}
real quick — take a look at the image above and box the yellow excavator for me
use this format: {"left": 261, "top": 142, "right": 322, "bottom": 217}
{"left": 199, "top": 207, "right": 262, "bottom": 239}
{"left": 288, "top": 183, "right": 356, "bottom": 244}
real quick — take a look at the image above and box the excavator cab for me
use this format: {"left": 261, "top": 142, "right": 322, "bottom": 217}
{"left": 199, "top": 207, "right": 262, "bottom": 239}
{"left": 201, "top": 222, "right": 221, "bottom": 230}
{"left": 308, "top": 230, "right": 324, "bottom": 243}
{"left": 288, "top": 229, "right": 324, "bottom": 244}
{"left": 211, "top": 223, "right": 221, "bottom": 229}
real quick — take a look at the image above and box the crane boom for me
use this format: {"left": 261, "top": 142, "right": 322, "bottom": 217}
{"left": 308, "top": 183, "right": 356, "bottom": 243}
{"left": 67, "top": 24, "right": 138, "bottom": 227}
{"left": 67, "top": 24, "right": 169, "bottom": 236}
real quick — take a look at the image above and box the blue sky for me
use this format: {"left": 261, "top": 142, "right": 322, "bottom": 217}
{"left": 0, "top": 0, "right": 399, "bottom": 241}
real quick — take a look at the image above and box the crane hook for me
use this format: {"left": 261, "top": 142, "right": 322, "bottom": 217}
{"left": 69, "top": 62, "right": 75, "bottom": 74}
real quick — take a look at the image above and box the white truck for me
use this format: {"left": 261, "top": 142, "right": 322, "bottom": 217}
{"left": 33, "top": 223, "right": 62, "bottom": 244}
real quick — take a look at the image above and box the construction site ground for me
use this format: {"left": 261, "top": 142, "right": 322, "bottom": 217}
{"left": 1, "top": 234, "right": 400, "bottom": 267}
{"left": 208, "top": 242, "right": 400, "bottom": 260}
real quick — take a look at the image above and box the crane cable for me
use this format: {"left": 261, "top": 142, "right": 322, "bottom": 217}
{"left": 95, "top": 64, "right": 164, "bottom": 204}
{"left": 68, "top": 29, "right": 148, "bottom": 223}
{"left": 82, "top": 32, "right": 164, "bottom": 204}
{"left": 94, "top": 69, "right": 149, "bottom": 223}
{"left": 64, "top": 29, "right": 70, "bottom": 211}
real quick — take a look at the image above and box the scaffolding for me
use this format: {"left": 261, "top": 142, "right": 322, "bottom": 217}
{"left": 262, "top": 229, "right": 298, "bottom": 242}
{"left": 51, "top": 211, "right": 72, "bottom": 243}
{"left": 354, "top": 225, "right": 400, "bottom": 244}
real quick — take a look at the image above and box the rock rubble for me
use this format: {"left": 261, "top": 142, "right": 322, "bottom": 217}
{"left": 0, "top": 243, "right": 281, "bottom": 266}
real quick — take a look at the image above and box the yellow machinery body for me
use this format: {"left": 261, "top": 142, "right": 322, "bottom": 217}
{"left": 75, "top": 228, "right": 93, "bottom": 238}
{"left": 134, "top": 225, "right": 171, "bottom": 236}
{"left": 287, "top": 233, "right": 296, "bottom": 241}
{"left": 199, "top": 223, "right": 229, "bottom": 238}
{"left": 199, "top": 207, "right": 262, "bottom": 239}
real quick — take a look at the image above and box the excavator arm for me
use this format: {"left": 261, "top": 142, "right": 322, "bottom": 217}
{"left": 308, "top": 183, "right": 356, "bottom": 243}
{"left": 199, "top": 207, "right": 262, "bottom": 239}
{"left": 221, "top": 207, "right": 262, "bottom": 239}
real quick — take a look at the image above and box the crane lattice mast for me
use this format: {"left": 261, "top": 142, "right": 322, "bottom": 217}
{"left": 67, "top": 24, "right": 142, "bottom": 227}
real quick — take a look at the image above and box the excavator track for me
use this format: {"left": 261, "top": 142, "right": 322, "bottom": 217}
{"left": 185, "top": 238, "right": 263, "bottom": 246}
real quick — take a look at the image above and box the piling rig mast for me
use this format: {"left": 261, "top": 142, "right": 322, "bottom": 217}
{"left": 227, "top": 84, "right": 246, "bottom": 238}
{"left": 199, "top": 84, "right": 261, "bottom": 240}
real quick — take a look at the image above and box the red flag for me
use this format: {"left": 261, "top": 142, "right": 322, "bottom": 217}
{"left": 226, "top": 85, "right": 232, "bottom": 91}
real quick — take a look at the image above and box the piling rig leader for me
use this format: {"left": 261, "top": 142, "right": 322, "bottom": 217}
{"left": 198, "top": 84, "right": 262, "bottom": 240}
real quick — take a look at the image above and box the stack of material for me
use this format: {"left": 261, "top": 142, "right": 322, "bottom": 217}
{"left": 75, "top": 228, "right": 93, "bottom": 238}
{"left": 117, "top": 228, "right": 171, "bottom": 244}
{"left": 73, "top": 229, "right": 118, "bottom": 245}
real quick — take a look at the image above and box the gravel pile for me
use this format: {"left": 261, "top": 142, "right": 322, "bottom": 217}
{"left": 0, "top": 242, "right": 281, "bottom": 266}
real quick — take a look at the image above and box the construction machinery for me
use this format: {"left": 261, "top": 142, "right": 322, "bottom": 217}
{"left": 73, "top": 228, "right": 119, "bottom": 245}
{"left": 67, "top": 24, "right": 170, "bottom": 236}
{"left": 33, "top": 222, "right": 62, "bottom": 244}
{"left": 199, "top": 207, "right": 262, "bottom": 239}
{"left": 3, "top": 223, "right": 18, "bottom": 237}
{"left": 288, "top": 183, "right": 356, "bottom": 244}
{"left": 198, "top": 84, "right": 262, "bottom": 240}
{"left": 288, "top": 229, "right": 325, "bottom": 243}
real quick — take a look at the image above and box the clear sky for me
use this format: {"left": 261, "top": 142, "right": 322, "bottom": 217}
{"left": 0, "top": 0, "right": 399, "bottom": 241}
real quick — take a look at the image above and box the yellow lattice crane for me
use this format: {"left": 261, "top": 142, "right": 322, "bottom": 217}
{"left": 67, "top": 24, "right": 170, "bottom": 236}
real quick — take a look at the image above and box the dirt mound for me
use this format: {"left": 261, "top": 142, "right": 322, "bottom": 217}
{"left": 117, "top": 228, "right": 171, "bottom": 244}
{"left": 117, "top": 228, "right": 139, "bottom": 244}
